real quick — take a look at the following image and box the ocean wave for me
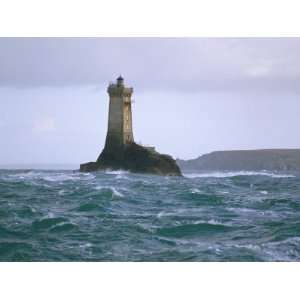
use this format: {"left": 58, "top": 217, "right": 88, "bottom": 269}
{"left": 44, "top": 173, "right": 95, "bottom": 182}
{"left": 1, "top": 168, "right": 300, "bottom": 261}
{"left": 116, "top": 173, "right": 129, "bottom": 180}
{"left": 58, "top": 189, "right": 67, "bottom": 195}
{"left": 32, "top": 217, "right": 69, "bottom": 231}
{"left": 156, "top": 222, "right": 233, "bottom": 238}
{"left": 7, "top": 171, "right": 42, "bottom": 180}
{"left": 49, "top": 222, "right": 78, "bottom": 233}
{"left": 156, "top": 207, "right": 206, "bottom": 219}
{"left": 190, "top": 188, "right": 203, "bottom": 194}
{"left": 7, "top": 171, "right": 95, "bottom": 182}
{"left": 184, "top": 171, "right": 296, "bottom": 178}
{"left": 0, "top": 241, "right": 34, "bottom": 260}
{"left": 94, "top": 185, "right": 124, "bottom": 198}
{"left": 241, "top": 237, "right": 300, "bottom": 261}
{"left": 111, "top": 187, "right": 124, "bottom": 198}
{"left": 193, "top": 219, "right": 224, "bottom": 226}
{"left": 260, "top": 190, "right": 268, "bottom": 194}
{"left": 76, "top": 203, "right": 100, "bottom": 212}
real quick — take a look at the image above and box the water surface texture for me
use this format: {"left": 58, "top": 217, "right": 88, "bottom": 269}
{"left": 0, "top": 169, "right": 300, "bottom": 261}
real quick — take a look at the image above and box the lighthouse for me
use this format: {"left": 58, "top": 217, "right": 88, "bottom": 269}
{"left": 80, "top": 76, "right": 181, "bottom": 176}
{"left": 104, "top": 75, "right": 134, "bottom": 151}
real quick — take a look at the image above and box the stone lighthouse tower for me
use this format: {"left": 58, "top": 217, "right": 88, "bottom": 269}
{"left": 80, "top": 76, "right": 181, "bottom": 176}
{"left": 104, "top": 75, "right": 134, "bottom": 151}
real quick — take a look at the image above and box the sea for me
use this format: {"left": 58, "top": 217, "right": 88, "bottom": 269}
{"left": 0, "top": 168, "right": 300, "bottom": 261}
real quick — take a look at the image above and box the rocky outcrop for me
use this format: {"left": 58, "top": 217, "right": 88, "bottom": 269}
{"left": 80, "top": 142, "right": 182, "bottom": 176}
{"left": 177, "top": 149, "right": 300, "bottom": 172}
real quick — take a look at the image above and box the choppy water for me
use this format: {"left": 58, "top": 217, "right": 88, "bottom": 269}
{"left": 0, "top": 169, "right": 300, "bottom": 261}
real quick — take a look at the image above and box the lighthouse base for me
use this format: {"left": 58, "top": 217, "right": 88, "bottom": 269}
{"left": 80, "top": 143, "right": 182, "bottom": 176}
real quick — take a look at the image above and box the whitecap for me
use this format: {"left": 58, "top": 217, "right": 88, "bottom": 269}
{"left": 58, "top": 189, "right": 66, "bottom": 195}
{"left": 227, "top": 207, "right": 257, "bottom": 214}
{"left": 207, "top": 219, "right": 223, "bottom": 225}
{"left": 235, "top": 244, "right": 261, "bottom": 251}
{"left": 260, "top": 190, "right": 268, "bottom": 195}
{"left": 95, "top": 185, "right": 104, "bottom": 190}
{"left": 116, "top": 173, "right": 129, "bottom": 180}
{"left": 157, "top": 211, "right": 165, "bottom": 218}
{"left": 193, "top": 219, "right": 224, "bottom": 225}
{"left": 105, "top": 169, "right": 129, "bottom": 175}
{"left": 111, "top": 187, "right": 124, "bottom": 198}
{"left": 8, "top": 171, "right": 42, "bottom": 180}
{"left": 184, "top": 171, "right": 295, "bottom": 178}
{"left": 43, "top": 174, "right": 76, "bottom": 182}
{"left": 94, "top": 185, "right": 124, "bottom": 198}
{"left": 190, "top": 188, "right": 203, "bottom": 194}
{"left": 43, "top": 172, "right": 95, "bottom": 182}
{"left": 79, "top": 243, "right": 92, "bottom": 249}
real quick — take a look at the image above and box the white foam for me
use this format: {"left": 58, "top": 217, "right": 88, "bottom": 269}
{"left": 44, "top": 172, "right": 95, "bottom": 182}
{"left": 58, "top": 189, "right": 66, "bottom": 195}
{"left": 94, "top": 185, "right": 124, "bottom": 198}
{"left": 190, "top": 188, "right": 203, "bottom": 194}
{"left": 8, "top": 170, "right": 96, "bottom": 183}
{"left": 157, "top": 211, "right": 164, "bottom": 218}
{"left": 193, "top": 219, "right": 224, "bottom": 225}
{"left": 227, "top": 207, "right": 257, "bottom": 214}
{"left": 184, "top": 171, "right": 295, "bottom": 178}
{"left": 8, "top": 171, "right": 42, "bottom": 180}
{"left": 44, "top": 174, "right": 75, "bottom": 182}
{"left": 79, "top": 243, "right": 92, "bottom": 248}
{"left": 157, "top": 211, "right": 169, "bottom": 218}
{"left": 105, "top": 170, "right": 129, "bottom": 175}
{"left": 235, "top": 244, "right": 261, "bottom": 251}
{"left": 260, "top": 190, "right": 268, "bottom": 194}
{"left": 78, "top": 174, "right": 96, "bottom": 180}
{"left": 95, "top": 185, "right": 104, "bottom": 190}
{"left": 111, "top": 187, "right": 124, "bottom": 198}
{"left": 116, "top": 173, "right": 129, "bottom": 179}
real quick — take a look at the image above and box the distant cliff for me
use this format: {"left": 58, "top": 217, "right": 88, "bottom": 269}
{"left": 177, "top": 149, "right": 300, "bottom": 172}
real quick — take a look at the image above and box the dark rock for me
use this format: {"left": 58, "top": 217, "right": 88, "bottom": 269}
{"left": 80, "top": 142, "right": 182, "bottom": 176}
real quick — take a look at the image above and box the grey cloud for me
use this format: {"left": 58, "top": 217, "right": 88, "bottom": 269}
{"left": 1, "top": 38, "right": 300, "bottom": 92}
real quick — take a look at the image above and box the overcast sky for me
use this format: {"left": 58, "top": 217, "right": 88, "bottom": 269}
{"left": 1, "top": 38, "right": 300, "bottom": 165}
